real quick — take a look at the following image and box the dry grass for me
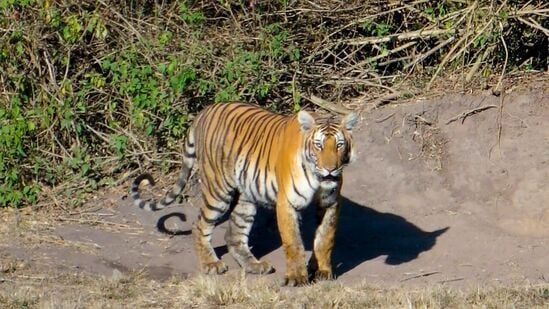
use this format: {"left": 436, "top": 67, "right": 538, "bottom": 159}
{"left": 1, "top": 267, "right": 547, "bottom": 308}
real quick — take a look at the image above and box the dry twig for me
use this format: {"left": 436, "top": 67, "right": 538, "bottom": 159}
{"left": 344, "top": 28, "right": 455, "bottom": 46}
{"left": 305, "top": 95, "right": 352, "bottom": 114}
{"left": 401, "top": 271, "right": 441, "bottom": 282}
{"left": 445, "top": 105, "right": 498, "bottom": 125}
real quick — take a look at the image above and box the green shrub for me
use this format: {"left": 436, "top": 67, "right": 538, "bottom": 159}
{"left": 0, "top": 0, "right": 545, "bottom": 208}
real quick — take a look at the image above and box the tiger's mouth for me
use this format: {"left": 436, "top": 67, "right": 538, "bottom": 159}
{"left": 319, "top": 174, "right": 340, "bottom": 182}
{"left": 319, "top": 175, "right": 340, "bottom": 189}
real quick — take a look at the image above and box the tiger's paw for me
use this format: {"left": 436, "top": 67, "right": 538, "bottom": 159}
{"left": 203, "top": 261, "right": 228, "bottom": 275}
{"left": 246, "top": 260, "right": 275, "bottom": 275}
{"left": 282, "top": 271, "right": 309, "bottom": 287}
{"left": 313, "top": 269, "right": 334, "bottom": 282}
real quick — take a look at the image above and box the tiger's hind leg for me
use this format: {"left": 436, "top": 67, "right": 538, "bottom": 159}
{"left": 225, "top": 200, "right": 274, "bottom": 274}
{"left": 192, "top": 191, "right": 233, "bottom": 275}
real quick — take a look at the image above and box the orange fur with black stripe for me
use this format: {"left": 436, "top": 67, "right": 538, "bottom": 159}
{"left": 130, "top": 103, "right": 357, "bottom": 285}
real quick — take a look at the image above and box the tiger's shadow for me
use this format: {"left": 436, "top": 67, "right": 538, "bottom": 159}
{"left": 156, "top": 196, "right": 448, "bottom": 277}
{"left": 247, "top": 196, "right": 448, "bottom": 277}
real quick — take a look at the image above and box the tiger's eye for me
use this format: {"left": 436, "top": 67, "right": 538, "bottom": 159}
{"left": 314, "top": 141, "right": 323, "bottom": 149}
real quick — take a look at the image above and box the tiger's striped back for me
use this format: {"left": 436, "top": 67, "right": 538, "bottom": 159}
{"left": 193, "top": 103, "right": 290, "bottom": 207}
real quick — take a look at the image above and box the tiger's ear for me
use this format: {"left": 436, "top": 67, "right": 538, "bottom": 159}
{"left": 297, "top": 110, "right": 315, "bottom": 132}
{"left": 341, "top": 112, "right": 358, "bottom": 132}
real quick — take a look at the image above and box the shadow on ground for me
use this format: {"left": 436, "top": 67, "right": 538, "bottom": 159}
{"left": 332, "top": 197, "right": 448, "bottom": 277}
{"left": 156, "top": 196, "right": 448, "bottom": 278}
{"left": 156, "top": 212, "right": 191, "bottom": 236}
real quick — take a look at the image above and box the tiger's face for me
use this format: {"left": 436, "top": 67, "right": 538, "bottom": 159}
{"left": 298, "top": 110, "right": 358, "bottom": 186}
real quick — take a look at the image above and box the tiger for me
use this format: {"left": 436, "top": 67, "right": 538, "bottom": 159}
{"left": 130, "top": 102, "right": 357, "bottom": 286}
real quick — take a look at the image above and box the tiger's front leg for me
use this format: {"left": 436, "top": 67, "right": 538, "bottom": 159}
{"left": 276, "top": 197, "right": 308, "bottom": 286}
{"left": 309, "top": 201, "right": 340, "bottom": 281}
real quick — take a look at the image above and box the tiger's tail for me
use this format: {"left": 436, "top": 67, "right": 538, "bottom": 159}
{"left": 130, "top": 128, "right": 196, "bottom": 211}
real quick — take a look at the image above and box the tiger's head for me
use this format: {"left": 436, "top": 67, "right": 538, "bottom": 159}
{"left": 297, "top": 110, "right": 358, "bottom": 187}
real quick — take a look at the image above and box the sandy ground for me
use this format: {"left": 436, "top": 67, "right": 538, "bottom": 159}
{"left": 1, "top": 78, "right": 547, "bottom": 289}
